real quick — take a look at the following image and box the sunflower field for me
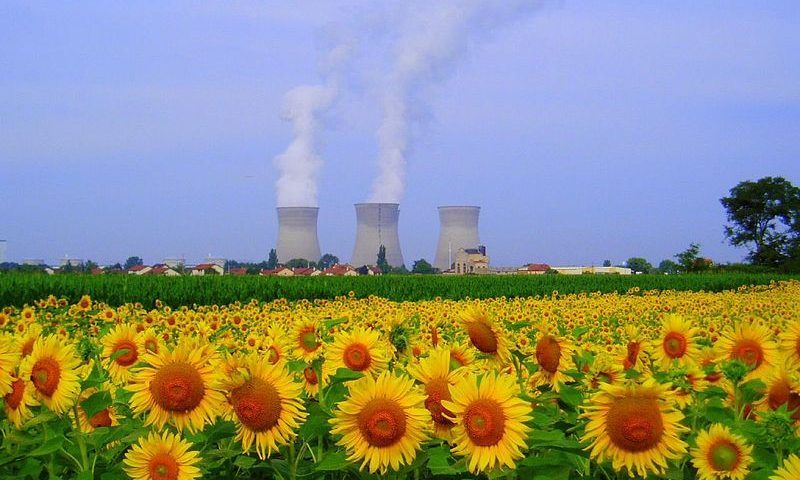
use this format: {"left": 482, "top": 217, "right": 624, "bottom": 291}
{"left": 1, "top": 281, "right": 800, "bottom": 479}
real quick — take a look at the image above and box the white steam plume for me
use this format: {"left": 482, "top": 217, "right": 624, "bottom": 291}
{"left": 368, "top": 0, "right": 543, "bottom": 203}
{"left": 274, "top": 31, "right": 356, "bottom": 207}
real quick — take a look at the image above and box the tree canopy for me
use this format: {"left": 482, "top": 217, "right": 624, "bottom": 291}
{"left": 720, "top": 176, "right": 800, "bottom": 267}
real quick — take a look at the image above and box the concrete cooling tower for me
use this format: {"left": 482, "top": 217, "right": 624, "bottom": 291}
{"left": 351, "top": 203, "right": 405, "bottom": 267}
{"left": 275, "top": 207, "right": 321, "bottom": 264}
{"left": 434, "top": 206, "right": 480, "bottom": 271}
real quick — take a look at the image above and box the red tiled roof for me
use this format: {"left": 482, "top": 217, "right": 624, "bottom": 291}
{"left": 524, "top": 263, "right": 550, "bottom": 271}
{"left": 292, "top": 267, "right": 316, "bottom": 275}
{"left": 229, "top": 268, "right": 248, "bottom": 275}
{"left": 128, "top": 265, "right": 148, "bottom": 272}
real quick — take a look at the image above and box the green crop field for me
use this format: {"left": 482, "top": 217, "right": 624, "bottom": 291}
{"left": 0, "top": 272, "right": 796, "bottom": 308}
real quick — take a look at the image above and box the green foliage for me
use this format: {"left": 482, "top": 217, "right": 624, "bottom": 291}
{"left": 123, "top": 256, "right": 143, "bottom": 270}
{"left": 266, "top": 248, "right": 278, "bottom": 270}
{"left": 411, "top": 258, "right": 436, "bottom": 274}
{"left": 0, "top": 272, "right": 796, "bottom": 308}
{"left": 625, "top": 257, "right": 653, "bottom": 274}
{"left": 674, "top": 242, "right": 702, "bottom": 272}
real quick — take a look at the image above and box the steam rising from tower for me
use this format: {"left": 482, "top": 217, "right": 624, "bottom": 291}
{"left": 275, "top": 207, "right": 321, "bottom": 264}
{"left": 351, "top": 203, "right": 404, "bottom": 267}
{"left": 368, "top": 0, "right": 543, "bottom": 203}
{"left": 434, "top": 206, "right": 480, "bottom": 271}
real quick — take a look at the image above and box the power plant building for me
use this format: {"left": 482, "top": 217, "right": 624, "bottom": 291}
{"left": 351, "top": 203, "right": 404, "bottom": 267}
{"left": 275, "top": 207, "right": 322, "bottom": 264}
{"left": 434, "top": 206, "right": 481, "bottom": 271}
{"left": 0, "top": 240, "right": 6, "bottom": 264}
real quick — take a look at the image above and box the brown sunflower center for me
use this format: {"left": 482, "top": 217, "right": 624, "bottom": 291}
{"left": 267, "top": 346, "right": 281, "bottom": 365}
{"left": 536, "top": 335, "right": 562, "bottom": 373}
{"left": 606, "top": 396, "right": 664, "bottom": 452}
{"left": 149, "top": 361, "right": 205, "bottom": 413}
{"left": 662, "top": 332, "right": 687, "bottom": 358}
{"left": 113, "top": 340, "right": 139, "bottom": 366}
{"left": 21, "top": 339, "right": 35, "bottom": 357}
{"left": 303, "top": 366, "right": 318, "bottom": 385}
{"left": 357, "top": 398, "right": 407, "bottom": 447}
{"left": 148, "top": 452, "right": 180, "bottom": 480}
{"left": 466, "top": 321, "right": 498, "bottom": 354}
{"left": 145, "top": 339, "right": 159, "bottom": 354}
{"left": 89, "top": 409, "right": 113, "bottom": 428}
{"left": 708, "top": 439, "right": 740, "bottom": 471}
{"left": 767, "top": 378, "right": 800, "bottom": 420}
{"left": 31, "top": 358, "right": 61, "bottom": 397}
{"left": 300, "top": 330, "right": 319, "bottom": 352}
{"left": 424, "top": 377, "right": 454, "bottom": 426}
{"left": 343, "top": 343, "right": 371, "bottom": 371}
{"left": 230, "top": 377, "right": 283, "bottom": 432}
{"left": 5, "top": 378, "right": 25, "bottom": 410}
{"left": 623, "top": 341, "right": 641, "bottom": 370}
{"left": 464, "top": 398, "right": 505, "bottom": 447}
{"left": 731, "top": 339, "right": 763, "bottom": 368}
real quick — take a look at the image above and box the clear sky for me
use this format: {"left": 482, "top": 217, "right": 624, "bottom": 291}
{"left": 2, "top": 1, "right": 799, "bottom": 267}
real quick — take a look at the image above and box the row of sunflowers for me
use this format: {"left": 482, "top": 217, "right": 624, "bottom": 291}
{"left": 0, "top": 281, "right": 799, "bottom": 479}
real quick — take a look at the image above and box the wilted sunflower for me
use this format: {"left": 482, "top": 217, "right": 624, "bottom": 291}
{"left": 459, "top": 305, "right": 511, "bottom": 365}
{"left": 101, "top": 324, "right": 144, "bottom": 384}
{"left": 330, "top": 371, "right": 430, "bottom": 474}
{"left": 691, "top": 424, "right": 752, "bottom": 480}
{"left": 582, "top": 378, "right": 688, "bottom": 477}
{"left": 717, "top": 322, "right": 778, "bottom": 382}
{"left": 325, "top": 327, "right": 389, "bottom": 378}
{"left": 408, "top": 348, "right": 466, "bottom": 440}
{"left": 770, "top": 454, "right": 800, "bottom": 480}
{"left": 123, "top": 430, "right": 201, "bottom": 480}
{"left": 3, "top": 375, "right": 37, "bottom": 427}
{"left": 221, "top": 353, "right": 307, "bottom": 459}
{"left": 18, "top": 335, "right": 81, "bottom": 414}
{"left": 652, "top": 315, "right": 699, "bottom": 371}
{"left": 528, "top": 331, "right": 574, "bottom": 392}
{"left": 442, "top": 371, "right": 532, "bottom": 474}
{"left": 128, "top": 341, "right": 224, "bottom": 433}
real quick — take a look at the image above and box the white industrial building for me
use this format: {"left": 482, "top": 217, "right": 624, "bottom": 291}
{"left": 275, "top": 207, "right": 322, "bottom": 264}
{"left": 434, "top": 206, "right": 481, "bottom": 271}
{"left": 351, "top": 203, "right": 404, "bottom": 267}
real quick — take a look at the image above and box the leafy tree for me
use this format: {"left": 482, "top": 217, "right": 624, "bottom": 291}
{"left": 376, "top": 245, "right": 389, "bottom": 273}
{"left": 674, "top": 243, "right": 701, "bottom": 273}
{"left": 84, "top": 260, "right": 99, "bottom": 272}
{"left": 411, "top": 259, "right": 436, "bottom": 274}
{"left": 625, "top": 257, "right": 653, "bottom": 274}
{"left": 720, "top": 176, "right": 800, "bottom": 267}
{"left": 318, "top": 253, "right": 339, "bottom": 270}
{"left": 602, "top": 259, "right": 612, "bottom": 267}
{"left": 266, "top": 249, "right": 278, "bottom": 270}
{"left": 285, "top": 258, "right": 315, "bottom": 269}
{"left": 657, "top": 259, "right": 679, "bottom": 275}
{"left": 124, "top": 256, "right": 144, "bottom": 270}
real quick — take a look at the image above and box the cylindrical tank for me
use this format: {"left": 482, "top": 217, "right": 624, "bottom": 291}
{"left": 275, "top": 207, "right": 322, "bottom": 264}
{"left": 351, "top": 203, "right": 404, "bottom": 268}
{"left": 434, "top": 206, "right": 480, "bottom": 271}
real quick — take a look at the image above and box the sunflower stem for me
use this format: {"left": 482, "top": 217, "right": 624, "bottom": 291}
{"left": 71, "top": 404, "right": 90, "bottom": 472}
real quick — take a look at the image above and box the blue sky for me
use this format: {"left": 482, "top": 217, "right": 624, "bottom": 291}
{"left": 2, "top": 1, "right": 799, "bottom": 267}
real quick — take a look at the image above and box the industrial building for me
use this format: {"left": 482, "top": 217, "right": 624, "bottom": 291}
{"left": 351, "top": 203, "right": 404, "bottom": 267}
{"left": 452, "top": 246, "right": 489, "bottom": 274}
{"left": 0, "top": 240, "right": 5, "bottom": 264}
{"left": 434, "top": 206, "right": 481, "bottom": 271}
{"left": 275, "top": 207, "right": 322, "bottom": 264}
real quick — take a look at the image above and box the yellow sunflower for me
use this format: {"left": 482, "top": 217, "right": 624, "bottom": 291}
{"left": 442, "top": 371, "right": 532, "bottom": 474}
{"left": 221, "top": 353, "right": 307, "bottom": 459}
{"left": 620, "top": 325, "right": 650, "bottom": 372}
{"left": 528, "top": 331, "right": 574, "bottom": 392}
{"left": 585, "top": 353, "right": 624, "bottom": 391}
{"left": 128, "top": 340, "right": 224, "bottom": 433}
{"left": 444, "top": 341, "right": 476, "bottom": 370}
{"left": 139, "top": 328, "right": 163, "bottom": 356}
{"left": 18, "top": 335, "right": 82, "bottom": 414}
{"left": 756, "top": 364, "right": 800, "bottom": 423}
{"left": 691, "top": 424, "right": 753, "bottom": 480}
{"left": 0, "top": 336, "right": 20, "bottom": 397}
{"left": 123, "top": 430, "right": 201, "bottom": 480}
{"left": 101, "top": 324, "right": 144, "bottom": 384}
{"left": 408, "top": 348, "right": 466, "bottom": 440}
{"left": 300, "top": 364, "right": 323, "bottom": 397}
{"left": 581, "top": 378, "right": 688, "bottom": 477}
{"left": 459, "top": 305, "right": 511, "bottom": 366}
{"left": 3, "top": 375, "right": 38, "bottom": 427}
{"left": 652, "top": 315, "right": 699, "bottom": 371}
{"left": 779, "top": 320, "right": 800, "bottom": 367}
{"left": 770, "top": 454, "right": 800, "bottom": 480}
{"left": 77, "top": 386, "right": 119, "bottom": 433}
{"left": 17, "top": 323, "right": 42, "bottom": 358}
{"left": 717, "top": 322, "right": 778, "bottom": 381}
{"left": 324, "top": 327, "right": 389, "bottom": 378}
{"left": 264, "top": 325, "right": 290, "bottom": 365}
{"left": 292, "top": 318, "right": 322, "bottom": 361}
{"left": 330, "top": 371, "right": 430, "bottom": 474}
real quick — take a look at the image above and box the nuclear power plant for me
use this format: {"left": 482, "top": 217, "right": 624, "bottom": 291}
{"left": 351, "top": 203, "right": 405, "bottom": 267}
{"left": 275, "top": 207, "right": 321, "bottom": 264}
{"left": 434, "top": 206, "right": 481, "bottom": 271}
